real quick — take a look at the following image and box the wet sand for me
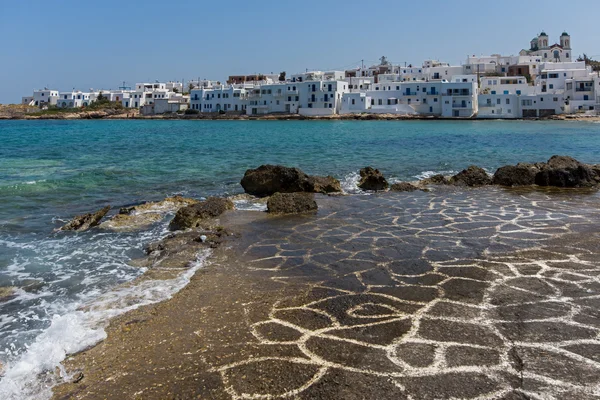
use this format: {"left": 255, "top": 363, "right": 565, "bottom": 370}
{"left": 52, "top": 188, "right": 600, "bottom": 399}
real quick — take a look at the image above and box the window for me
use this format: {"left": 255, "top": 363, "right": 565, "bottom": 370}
{"left": 486, "top": 99, "right": 492, "bottom": 106}
{"left": 506, "top": 98, "right": 510, "bottom": 105}
{"left": 553, "top": 97, "right": 558, "bottom": 102}
{"left": 549, "top": 73, "right": 558, "bottom": 79}
{"left": 378, "top": 99, "right": 382, "bottom": 105}
{"left": 540, "top": 97, "right": 544, "bottom": 102}
{"left": 522, "top": 99, "right": 533, "bottom": 106}
{"left": 549, "top": 84, "right": 554, "bottom": 89}
{"left": 396, "top": 86, "right": 400, "bottom": 90}
{"left": 497, "top": 98, "right": 501, "bottom": 105}
{"left": 351, "top": 99, "right": 355, "bottom": 105}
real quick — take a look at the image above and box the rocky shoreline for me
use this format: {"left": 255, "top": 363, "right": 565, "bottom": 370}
{"left": 2, "top": 105, "right": 599, "bottom": 122}
{"left": 13, "top": 155, "right": 600, "bottom": 399}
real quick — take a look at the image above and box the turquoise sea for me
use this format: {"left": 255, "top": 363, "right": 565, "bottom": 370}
{"left": 0, "top": 119, "right": 599, "bottom": 398}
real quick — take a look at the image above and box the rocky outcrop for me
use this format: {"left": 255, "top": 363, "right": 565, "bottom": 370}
{"left": 241, "top": 165, "right": 311, "bottom": 196}
{"left": 307, "top": 176, "right": 342, "bottom": 194}
{"left": 534, "top": 155, "right": 597, "bottom": 187}
{"left": 421, "top": 174, "right": 449, "bottom": 185}
{"left": 493, "top": 163, "right": 539, "bottom": 186}
{"left": 493, "top": 156, "right": 599, "bottom": 188}
{"left": 101, "top": 196, "right": 199, "bottom": 232}
{"left": 358, "top": 167, "right": 389, "bottom": 191}
{"left": 240, "top": 165, "right": 341, "bottom": 196}
{"left": 450, "top": 166, "right": 492, "bottom": 186}
{"left": 169, "top": 197, "right": 234, "bottom": 231}
{"left": 390, "top": 182, "right": 420, "bottom": 192}
{"left": 267, "top": 192, "right": 318, "bottom": 214}
{"left": 57, "top": 206, "right": 110, "bottom": 232}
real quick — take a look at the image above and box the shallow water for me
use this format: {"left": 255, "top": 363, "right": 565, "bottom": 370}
{"left": 0, "top": 119, "right": 599, "bottom": 398}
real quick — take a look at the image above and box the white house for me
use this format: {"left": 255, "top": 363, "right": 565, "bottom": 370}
{"left": 22, "top": 89, "right": 59, "bottom": 107}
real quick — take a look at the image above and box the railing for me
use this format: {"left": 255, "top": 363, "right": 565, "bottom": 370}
{"left": 575, "top": 87, "right": 593, "bottom": 92}
{"left": 273, "top": 91, "right": 284, "bottom": 97}
{"left": 286, "top": 89, "right": 298, "bottom": 94}
{"left": 452, "top": 103, "right": 470, "bottom": 108}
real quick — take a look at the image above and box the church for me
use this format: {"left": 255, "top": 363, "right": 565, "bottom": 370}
{"left": 520, "top": 32, "right": 572, "bottom": 62}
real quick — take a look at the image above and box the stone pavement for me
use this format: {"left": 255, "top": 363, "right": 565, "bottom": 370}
{"left": 54, "top": 187, "right": 600, "bottom": 399}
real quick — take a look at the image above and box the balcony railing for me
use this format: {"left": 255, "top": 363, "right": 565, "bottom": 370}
{"left": 286, "top": 89, "right": 298, "bottom": 94}
{"left": 452, "top": 103, "right": 470, "bottom": 108}
{"left": 575, "top": 87, "right": 593, "bottom": 92}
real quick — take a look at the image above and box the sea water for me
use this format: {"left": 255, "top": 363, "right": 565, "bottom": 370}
{"left": 0, "top": 119, "right": 599, "bottom": 398}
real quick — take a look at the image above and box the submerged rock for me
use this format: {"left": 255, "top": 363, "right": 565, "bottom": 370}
{"left": 57, "top": 206, "right": 110, "bottom": 232}
{"left": 119, "top": 195, "right": 199, "bottom": 215}
{"left": 240, "top": 165, "right": 341, "bottom": 196}
{"left": 169, "top": 197, "right": 234, "bottom": 231}
{"left": 358, "top": 167, "right": 389, "bottom": 191}
{"left": 390, "top": 182, "right": 420, "bottom": 192}
{"left": 307, "top": 175, "right": 342, "bottom": 194}
{"left": 450, "top": 166, "right": 492, "bottom": 186}
{"left": 493, "top": 163, "right": 539, "bottom": 186}
{"left": 535, "top": 155, "right": 597, "bottom": 187}
{"left": 0, "top": 286, "right": 17, "bottom": 303}
{"left": 100, "top": 213, "right": 163, "bottom": 231}
{"left": 267, "top": 192, "right": 318, "bottom": 214}
{"left": 241, "top": 165, "right": 311, "bottom": 196}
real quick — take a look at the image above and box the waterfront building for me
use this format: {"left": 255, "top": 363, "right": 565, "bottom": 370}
{"left": 22, "top": 89, "right": 59, "bottom": 107}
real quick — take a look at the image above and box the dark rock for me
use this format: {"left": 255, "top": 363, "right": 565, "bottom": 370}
{"left": 168, "top": 197, "right": 233, "bottom": 231}
{"left": 267, "top": 192, "right": 318, "bottom": 214}
{"left": 58, "top": 206, "right": 110, "bottom": 232}
{"left": 421, "top": 174, "right": 449, "bottom": 185}
{"left": 535, "top": 155, "right": 596, "bottom": 187}
{"left": 358, "top": 167, "right": 388, "bottom": 191}
{"left": 450, "top": 166, "right": 492, "bottom": 186}
{"left": 493, "top": 163, "right": 539, "bottom": 186}
{"left": 307, "top": 175, "right": 342, "bottom": 194}
{"left": 390, "top": 182, "right": 420, "bottom": 192}
{"left": 241, "top": 165, "right": 311, "bottom": 196}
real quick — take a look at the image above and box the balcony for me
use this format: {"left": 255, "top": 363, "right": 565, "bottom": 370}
{"left": 452, "top": 103, "right": 470, "bottom": 108}
{"left": 286, "top": 89, "right": 298, "bottom": 95}
{"left": 447, "top": 91, "right": 471, "bottom": 96}
{"left": 273, "top": 91, "right": 284, "bottom": 97}
{"left": 575, "top": 87, "right": 593, "bottom": 92}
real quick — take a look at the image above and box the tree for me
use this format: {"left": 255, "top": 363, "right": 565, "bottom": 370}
{"left": 97, "top": 92, "right": 105, "bottom": 102}
{"left": 577, "top": 54, "right": 600, "bottom": 71}
{"left": 173, "top": 87, "right": 179, "bottom": 93}
{"left": 278, "top": 71, "right": 286, "bottom": 82}
{"left": 188, "top": 83, "right": 195, "bottom": 92}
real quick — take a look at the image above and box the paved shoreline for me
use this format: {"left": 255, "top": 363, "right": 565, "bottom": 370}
{"left": 51, "top": 188, "right": 600, "bottom": 399}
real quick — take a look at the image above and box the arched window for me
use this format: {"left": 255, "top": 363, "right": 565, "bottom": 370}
{"left": 554, "top": 50, "right": 560, "bottom": 60}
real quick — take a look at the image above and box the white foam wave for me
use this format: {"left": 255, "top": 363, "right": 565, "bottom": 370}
{"left": 233, "top": 199, "right": 267, "bottom": 212}
{"left": 0, "top": 249, "right": 211, "bottom": 400}
{"left": 340, "top": 171, "right": 365, "bottom": 195}
{"left": 414, "top": 170, "right": 456, "bottom": 180}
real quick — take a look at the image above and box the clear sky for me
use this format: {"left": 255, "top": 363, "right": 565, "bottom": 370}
{"left": 1, "top": 0, "right": 599, "bottom": 104}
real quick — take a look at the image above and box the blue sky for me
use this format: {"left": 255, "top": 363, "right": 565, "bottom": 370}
{"left": 1, "top": 0, "right": 599, "bottom": 104}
